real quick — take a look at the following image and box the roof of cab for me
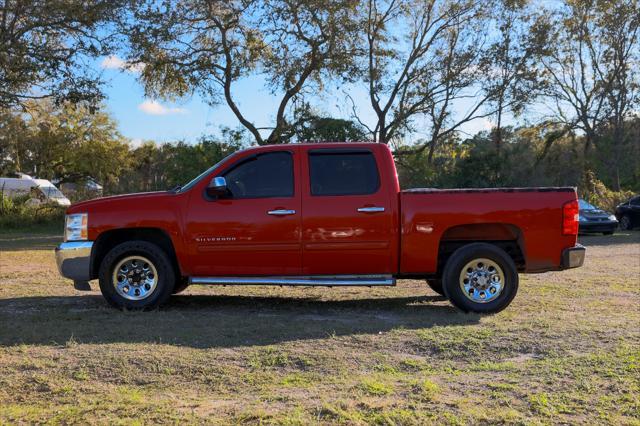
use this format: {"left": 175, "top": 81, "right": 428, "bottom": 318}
{"left": 240, "top": 141, "right": 382, "bottom": 153}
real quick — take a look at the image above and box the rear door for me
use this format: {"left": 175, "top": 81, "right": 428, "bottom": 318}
{"left": 300, "top": 147, "right": 394, "bottom": 275}
{"left": 184, "top": 148, "right": 302, "bottom": 276}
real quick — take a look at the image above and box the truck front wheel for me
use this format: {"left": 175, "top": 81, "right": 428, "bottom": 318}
{"left": 98, "top": 241, "right": 175, "bottom": 310}
{"left": 442, "top": 243, "right": 518, "bottom": 314}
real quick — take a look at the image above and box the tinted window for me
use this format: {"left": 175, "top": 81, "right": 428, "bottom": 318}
{"left": 631, "top": 197, "right": 640, "bottom": 206}
{"left": 223, "top": 152, "right": 293, "bottom": 198}
{"left": 309, "top": 151, "right": 380, "bottom": 196}
{"left": 578, "top": 199, "right": 596, "bottom": 210}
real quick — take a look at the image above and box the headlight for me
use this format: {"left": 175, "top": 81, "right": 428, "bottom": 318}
{"left": 579, "top": 215, "right": 587, "bottom": 222}
{"left": 608, "top": 214, "right": 617, "bottom": 221}
{"left": 65, "top": 213, "right": 88, "bottom": 241}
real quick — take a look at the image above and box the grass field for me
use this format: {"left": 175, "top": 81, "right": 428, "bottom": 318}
{"left": 1, "top": 231, "right": 639, "bottom": 424}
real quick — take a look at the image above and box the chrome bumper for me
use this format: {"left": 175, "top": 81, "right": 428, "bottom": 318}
{"left": 561, "top": 244, "right": 586, "bottom": 269}
{"left": 55, "top": 241, "right": 94, "bottom": 281}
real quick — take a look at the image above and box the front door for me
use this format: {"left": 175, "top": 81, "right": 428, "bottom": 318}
{"left": 300, "top": 147, "right": 395, "bottom": 275}
{"left": 185, "top": 149, "right": 302, "bottom": 276}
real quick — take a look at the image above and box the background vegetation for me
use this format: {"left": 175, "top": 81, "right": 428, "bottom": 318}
{"left": 0, "top": 0, "right": 638, "bottom": 219}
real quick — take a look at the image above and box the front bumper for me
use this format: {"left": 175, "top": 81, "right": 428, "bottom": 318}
{"left": 561, "top": 244, "right": 586, "bottom": 269}
{"left": 55, "top": 241, "right": 94, "bottom": 281}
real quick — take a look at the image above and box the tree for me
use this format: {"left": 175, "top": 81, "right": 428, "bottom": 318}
{"left": 598, "top": 0, "right": 640, "bottom": 190}
{"left": 480, "top": 0, "right": 541, "bottom": 154}
{"left": 282, "top": 104, "right": 368, "bottom": 142}
{"left": 353, "top": 0, "right": 496, "bottom": 163}
{"left": 0, "top": 109, "right": 27, "bottom": 174}
{"left": 126, "top": 0, "right": 359, "bottom": 145}
{"left": 535, "top": 0, "right": 639, "bottom": 189}
{"left": 0, "top": 100, "right": 130, "bottom": 191}
{"left": 0, "top": 0, "right": 124, "bottom": 108}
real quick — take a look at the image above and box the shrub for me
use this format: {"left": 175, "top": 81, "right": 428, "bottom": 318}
{"left": 579, "top": 171, "right": 635, "bottom": 212}
{"left": 0, "top": 192, "right": 65, "bottom": 231}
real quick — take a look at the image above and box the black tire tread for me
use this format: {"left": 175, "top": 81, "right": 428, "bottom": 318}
{"left": 426, "top": 279, "right": 445, "bottom": 296}
{"left": 98, "top": 240, "right": 175, "bottom": 310}
{"left": 442, "top": 243, "right": 518, "bottom": 314}
{"left": 172, "top": 277, "right": 190, "bottom": 295}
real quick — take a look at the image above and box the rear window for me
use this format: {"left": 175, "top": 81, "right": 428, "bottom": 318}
{"left": 309, "top": 151, "right": 380, "bottom": 196}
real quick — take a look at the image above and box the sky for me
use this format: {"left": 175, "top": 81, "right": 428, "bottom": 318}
{"left": 98, "top": 54, "right": 496, "bottom": 146}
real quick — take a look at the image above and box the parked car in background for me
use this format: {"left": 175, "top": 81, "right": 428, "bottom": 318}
{"left": 58, "top": 178, "right": 104, "bottom": 201}
{"left": 0, "top": 176, "right": 71, "bottom": 206}
{"left": 578, "top": 199, "right": 618, "bottom": 235}
{"left": 615, "top": 195, "right": 640, "bottom": 230}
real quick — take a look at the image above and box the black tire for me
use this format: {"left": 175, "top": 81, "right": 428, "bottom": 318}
{"left": 619, "top": 215, "right": 633, "bottom": 231}
{"left": 442, "top": 243, "right": 518, "bottom": 314}
{"left": 426, "top": 279, "right": 445, "bottom": 296}
{"left": 172, "top": 277, "right": 190, "bottom": 294}
{"left": 98, "top": 241, "right": 175, "bottom": 310}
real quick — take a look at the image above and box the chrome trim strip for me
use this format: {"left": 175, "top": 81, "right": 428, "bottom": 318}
{"left": 189, "top": 275, "right": 396, "bottom": 286}
{"left": 55, "top": 241, "right": 94, "bottom": 281}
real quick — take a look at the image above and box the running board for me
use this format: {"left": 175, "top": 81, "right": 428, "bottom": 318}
{"left": 189, "top": 275, "right": 396, "bottom": 286}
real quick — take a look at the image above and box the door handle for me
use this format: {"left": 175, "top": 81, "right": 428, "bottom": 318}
{"left": 357, "top": 206, "right": 385, "bottom": 213}
{"left": 268, "top": 209, "right": 296, "bottom": 216}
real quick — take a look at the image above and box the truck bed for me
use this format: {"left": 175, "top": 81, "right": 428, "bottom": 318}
{"left": 399, "top": 187, "right": 578, "bottom": 274}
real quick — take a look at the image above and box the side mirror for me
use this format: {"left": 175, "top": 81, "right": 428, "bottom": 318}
{"left": 206, "top": 176, "right": 228, "bottom": 198}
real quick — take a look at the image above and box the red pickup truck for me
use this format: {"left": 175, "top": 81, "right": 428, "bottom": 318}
{"left": 55, "top": 143, "right": 585, "bottom": 313}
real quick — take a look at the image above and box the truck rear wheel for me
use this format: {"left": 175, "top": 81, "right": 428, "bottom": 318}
{"left": 442, "top": 243, "right": 518, "bottom": 314}
{"left": 98, "top": 241, "right": 175, "bottom": 310}
{"left": 426, "top": 279, "right": 444, "bottom": 296}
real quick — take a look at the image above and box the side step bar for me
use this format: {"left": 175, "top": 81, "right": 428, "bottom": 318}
{"left": 189, "top": 275, "right": 396, "bottom": 286}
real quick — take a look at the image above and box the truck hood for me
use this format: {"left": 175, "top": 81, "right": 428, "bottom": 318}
{"left": 67, "top": 191, "right": 171, "bottom": 213}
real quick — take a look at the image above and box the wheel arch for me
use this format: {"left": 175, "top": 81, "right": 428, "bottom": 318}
{"left": 437, "top": 223, "right": 526, "bottom": 274}
{"left": 90, "top": 227, "right": 182, "bottom": 280}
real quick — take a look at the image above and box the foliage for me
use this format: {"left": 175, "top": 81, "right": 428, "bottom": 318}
{"left": 534, "top": 0, "right": 640, "bottom": 190}
{"left": 125, "top": 0, "right": 360, "bottom": 145}
{"left": 0, "top": 0, "right": 125, "bottom": 109}
{"left": 115, "top": 136, "right": 245, "bottom": 194}
{"left": 0, "top": 0, "right": 638, "bottom": 203}
{"left": 356, "top": 0, "right": 493, "bottom": 150}
{"left": 284, "top": 105, "right": 369, "bottom": 142}
{"left": 0, "top": 193, "right": 65, "bottom": 230}
{"left": 394, "top": 119, "right": 640, "bottom": 210}
{"left": 0, "top": 100, "right": 131, "bottom": 193}
{"left": 580, "top": 171, "right": 635, "bottom": 212}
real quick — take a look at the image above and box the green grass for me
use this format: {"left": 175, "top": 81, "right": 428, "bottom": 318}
{"left": 0, "top": 232, "right": 639, "bottom": 424}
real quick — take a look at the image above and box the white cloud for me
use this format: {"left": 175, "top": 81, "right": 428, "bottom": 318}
{"left": 129, "top": 138, "right": 144, "bottom": 148}
{"left": 459, "top": 117, "right": 495, "bottom": 136}
{"left": 138, "top": 100, "right": 188, "bottom": 116}
{"left": 100, "top": 55, "right": 145, "bottom": 73}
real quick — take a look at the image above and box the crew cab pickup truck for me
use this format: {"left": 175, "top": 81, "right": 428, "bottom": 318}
{"left": 55, "top": 143, "right": 585, "bottom": 313}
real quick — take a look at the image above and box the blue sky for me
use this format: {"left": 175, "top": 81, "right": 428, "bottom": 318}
{"left": 99, "top": 55, "right": 496, "bottom": 146}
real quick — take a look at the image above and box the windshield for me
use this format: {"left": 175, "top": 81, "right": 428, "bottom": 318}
{"left": 578, "top": 199, "right": 597, "bottom": 210}
{"left": 177, "top": 151, "right": 238, "bottom": 192}
{"left": 39, "top": 185, "right": 66, "bottom": 199}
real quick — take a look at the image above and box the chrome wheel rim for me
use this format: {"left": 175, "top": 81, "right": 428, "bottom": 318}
{"left": 112, "top": 256, "right": 158, "bottom": 301}
{"left": 459, "top": 258, "right": 504, "bottom": 303}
